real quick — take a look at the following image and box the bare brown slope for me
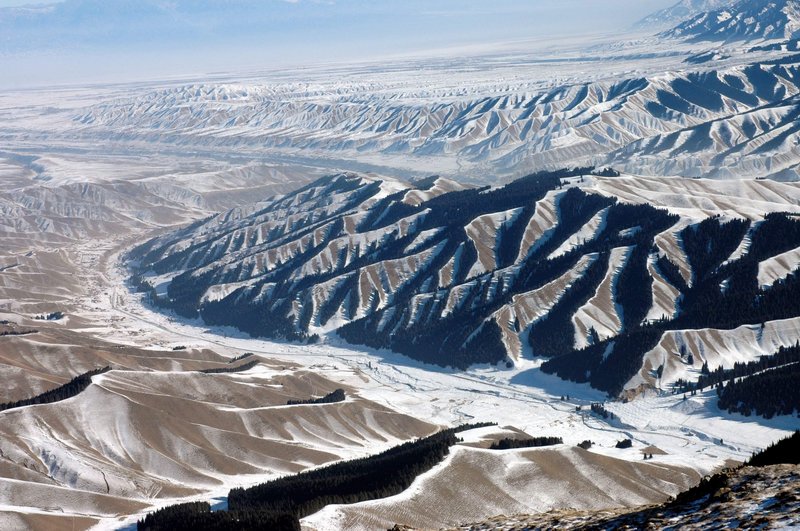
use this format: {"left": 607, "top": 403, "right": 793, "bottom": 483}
{"left": 0, "top": 368, "right": 437, "bottom": 509}
{"left": 448, "top": 464, "right": 800, "bottom": 530}
{"left": 307, "top": 445, "right": 700, "bottom": 530}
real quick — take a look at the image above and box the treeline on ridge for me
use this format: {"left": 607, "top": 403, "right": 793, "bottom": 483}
{"left": 675, "top": 343, "right": 800, "bottom": 394}
{"left": 0, "top": 367, "right": 110, "bottom": 413}
{"left": 674, "top": 343, "right": 800, "bottom": 418}
{"left": 138, "top": 422, "right": 495, "bottom": 531}
{"left": 137, "top": 502, "right": 299, "bottom": 531}
{"left": 199, "top": 360, "right": 260, "bottom": 374}
{"left": 129, "top": 164, "right": 800, "bottom": 399}
{"left": 746, "top": 430, "right": 800, "bottom": 467}
{"left": 286, "top": 388, "right": 345, "bottom": 405}
{"left": 489, "top": 436, "right": 562, "bottom": 450}
{"left": 717, "top": 362, "right": 800, "bottom": 418}
{"left": 543, "top": 213, "right": 800, "bottom": 396}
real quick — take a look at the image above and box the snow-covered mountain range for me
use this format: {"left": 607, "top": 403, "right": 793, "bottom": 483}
{"left": 0, "top": 1, "right": 798, "bottom": 528}
{"left": 635, "top": 0, "right": 734, "bottom": 29}
{"left": 60, "top": 49, "right": 800, "bottom": 181}
{"left": 662, "top": 0, "right": 800, "bottom": 41}
{"left": 131, "top": 169, "right": 800, "bottom": 397}
{"left": 3, "top": 0, "right": 800, "bottom": 183}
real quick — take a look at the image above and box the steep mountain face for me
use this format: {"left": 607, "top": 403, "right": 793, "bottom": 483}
{"left": 130, "top": 170, "right": 800, "bottom": 396}
{"left": 635, "top": 0, "right": 734, "bottom": 29}
{"left": 662, "top": 0, "right": 800, "bottom": 41}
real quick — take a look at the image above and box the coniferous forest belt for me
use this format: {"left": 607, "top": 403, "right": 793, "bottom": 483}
{"left": 130, "top": 167, "right": 800, "bottom": 397}
{"left": 138, "top": 422, "right": 495, "bottom": 531}
{"left": 286, "top": 388, "right": 345, "bottom": 405}
{"left": 672, "top": 343, "right": 800, "bottom": 418}
{"left": 198, "top": 359, "right": 260, "bottom": 374}
{"left": 0, "top": 367, "right": 110, "bottom": 413}
{"left": 489, "top": 436, "right": 563, "bottom": 450}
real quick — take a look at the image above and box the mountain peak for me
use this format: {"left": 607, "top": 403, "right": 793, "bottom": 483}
{"left": 635, "top": 0, "right": 734, "bottom": 29}
{"left": 661, "top": 0, "right": 800, "bottom": 42}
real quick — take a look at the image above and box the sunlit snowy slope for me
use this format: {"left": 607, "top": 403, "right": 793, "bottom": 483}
{"left": 131, "top": 168, "right": 800, "bottom": 398}
{"left": 662, "top": 0, "right": 800, "bottom": 41}
{"left": 66, "top": 49, "right": 800, "bottom": 181}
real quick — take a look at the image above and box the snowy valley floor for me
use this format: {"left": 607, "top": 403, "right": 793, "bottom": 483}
{"left": 77, "top": 238, "right": 797, "bottom": 529}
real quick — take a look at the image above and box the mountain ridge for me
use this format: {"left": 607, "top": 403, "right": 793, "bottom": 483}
{"left": 129, "top": 169, "right": 800, "bottom": 397}
{"left": 635, "top": 0, "right": 734, "bottom": 29}
{"left": 661, "top": 0, "right": 800, "bottom": 41}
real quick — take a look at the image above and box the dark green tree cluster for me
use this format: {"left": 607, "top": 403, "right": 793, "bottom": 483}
{"left": 199, "top": 360, "right": 260, "bottom": 374}
{"left": 655, "top": 254, "right": 688, "bottom": 293}
{"left": 746, "top": 431, "right": 800, "bottom": 466}
{"left": 675, "top": 343, "right": 800, "bottom": 394}
{"left": 0, "top": 329, "right": 38, "bottom": 337}
{"left": 528, "top": 251, "right": 610, "bottom": 357}
{"left": 541, "top": 326, "right": 664, "bottom": 395}
{"left": 615, "top": 243, "right": 654, "bottom": 329}
{"left": 34, "top": 311, "right": 64, "bottom": 321}
{"left": 718, "top": 363, "right": 800, "bottom": 418}
{"left": 137, "top": 502, "right": 300, "bottom": 531}
{"left": 228, "top": 352, "right": 254, "bottom": 364}
{"left": 0, "top": 367, "right": 110, "bottom": 413}
{"left": 489, "top": 436, "right": 562, "bottom": 450}
{"left": 673, "top": 213, "right": 800, "bottom": 330}
{"left": 228, "top": 423, "right": 490, "bottom": 518}
{"left": 680, "top": 216, "right": 750, "bottom": 283}
{"left": 590, "top": 402, "right": 614, "bottom": 420}
{"left": 138, "top": 421, "right": 493, "bottom": 530}
{"left": 286, "top": 388, "right": 346, "bottom": 406}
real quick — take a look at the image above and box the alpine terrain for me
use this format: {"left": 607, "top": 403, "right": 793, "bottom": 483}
{"left": 0, "top": 0, "right": 797, "bottom": 530}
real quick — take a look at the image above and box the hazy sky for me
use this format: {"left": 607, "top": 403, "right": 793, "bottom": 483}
{"left": 0, "top": 0, "right": 677, "bottom": 89}
{"left": 0, "top": 0, "right": 58, "bottom": 4}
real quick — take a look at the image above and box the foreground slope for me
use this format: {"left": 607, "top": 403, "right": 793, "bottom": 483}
{"left": 305, "top": 432, "right": 700, "bottom": 531}
{"left": 448, "top": 464, "right": 799, "bottom": 530}
{"left": 447, "top": 432, "right": 800, "bottom": 530}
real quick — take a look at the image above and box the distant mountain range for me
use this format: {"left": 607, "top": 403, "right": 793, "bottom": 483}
{"left": 130, "top": 169, "right": 800, "bottom": 397}
{"left": 635, "top": 0, "right": 734, "bottom": 29}
{"left": 7, "top": 0, "right": 800, "bottom": 180}
{"left": 72, "top": 50, "right": 800, "bottom": 181}
{"left": 661, "top": 0, "right": 800, "bottom": 41}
